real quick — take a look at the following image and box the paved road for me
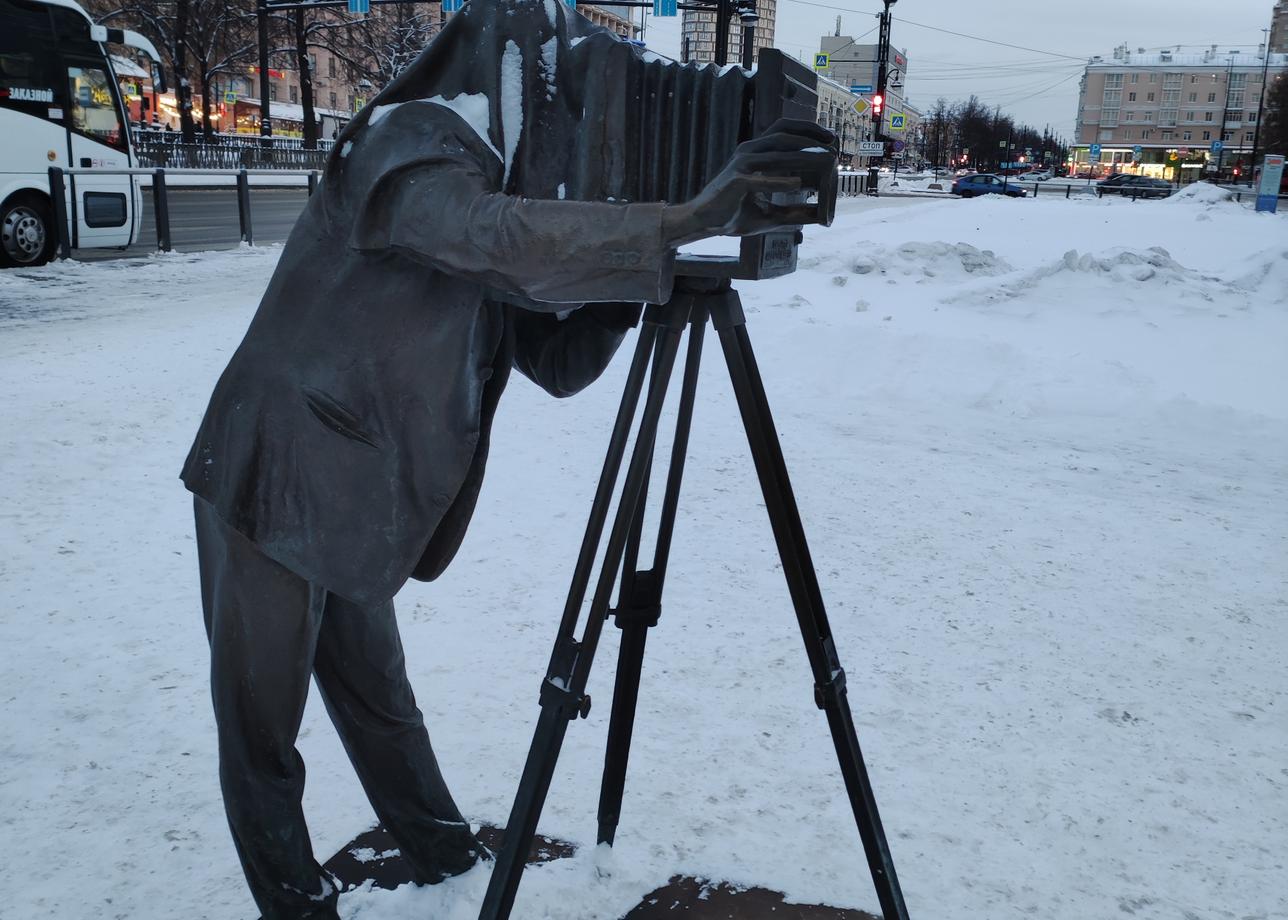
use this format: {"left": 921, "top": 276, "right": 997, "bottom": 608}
{"left": 75, "top": 186, "right": 310, "bottom": 260}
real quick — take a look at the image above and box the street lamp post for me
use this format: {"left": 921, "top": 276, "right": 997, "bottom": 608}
{"left": 738, "top": 0, "right": 758, "bottom": 69}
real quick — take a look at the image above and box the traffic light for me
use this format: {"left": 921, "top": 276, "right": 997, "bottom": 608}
{"left": 872, "top": 94, "right": 884, "bottom": 117}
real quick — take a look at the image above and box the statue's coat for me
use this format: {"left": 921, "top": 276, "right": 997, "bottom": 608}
{"left": 182, "top": 0, "right": 679, "bottom": 605}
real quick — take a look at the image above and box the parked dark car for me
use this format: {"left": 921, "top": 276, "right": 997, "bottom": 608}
{"left": 951, "top": 174, "right": 1027, "bottom": 198}
{"left": 1096, "top": 173, "right": 1135, "bottom": 189}
{"left": 1101, "top": 176, "right": 1173, "bottom": 198}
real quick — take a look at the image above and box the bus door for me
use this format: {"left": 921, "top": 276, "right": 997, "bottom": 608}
{"left": 63, "top": 55, "right": 134, "bottom": 249}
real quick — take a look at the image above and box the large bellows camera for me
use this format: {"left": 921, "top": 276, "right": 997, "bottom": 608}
{"left": 570, "top": 46, "right": 838, "bottom": 281}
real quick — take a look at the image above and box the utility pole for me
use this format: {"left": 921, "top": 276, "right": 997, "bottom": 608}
{"left": 1216, "top": 52, "right": 1237, "bottom": 177}
{"left": 874, "top": 0, "right": 897, "bottom": 142}
{"left": 1249, "top": 29, "right": 1272, "bottom": 185}
{"left": 713, "top": 0, "right": 732, "bottom": 66}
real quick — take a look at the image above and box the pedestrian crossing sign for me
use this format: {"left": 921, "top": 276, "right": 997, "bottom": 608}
{"left": 814, "top": 53, "right": 829, "bottom": 70}
{"left": 890, "top": 113, "right": 906, "bottom": 131}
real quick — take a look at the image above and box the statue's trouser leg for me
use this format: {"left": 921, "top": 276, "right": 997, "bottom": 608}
{"left": 194, "top": 497, "right": 339, "bottom": 920}
{"left": 311, "top": 592, "right": 481, "bottom": 882}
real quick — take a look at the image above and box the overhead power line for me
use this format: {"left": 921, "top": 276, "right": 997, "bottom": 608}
{"left": 780, "top": 0, "right": 1088, "bottom": 62}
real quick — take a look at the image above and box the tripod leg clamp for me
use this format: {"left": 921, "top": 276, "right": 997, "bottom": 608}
{"left": 540, "top": 676, "right": 592, "bottom": 720}
{"left": 813, "top": 638, "right": 848, "bottom": 710}
{"left": 610, "top": 569, "right": 663, "bottom": 628}
{"left": 814, "top": 666, "right": 848, "bottom": 710}
{"left": 541, "top": 638, "right": 592, "bottom": 719}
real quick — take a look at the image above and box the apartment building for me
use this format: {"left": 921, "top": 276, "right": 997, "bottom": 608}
{"left": 817, "top": 37, "right": 913, "bottom": 136}
{"left": 680, "top": 1, "right": 776, "bottom": 64}
{"left": 1074, "top": 44, "right": 1287, "bottom": 176}
{"left": 1271, "top": 0, "right": 1287, "bottom": 54}
{"left": 814, "top": 74, "right": 873, "bottom": 163}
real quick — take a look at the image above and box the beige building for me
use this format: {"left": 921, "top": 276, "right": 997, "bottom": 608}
{"left": 681, "top": 1, "right": 776, "bottom": 64}
{"left": 1074, "top": 45, "right": 1287, "bottom": 176}
{"left": 817, "top": 37, "right": 913, "bottom": 141}
{"left": 814, "top": 74, "right": 873, "bottom": 163}
{"left": 578, "top": 4, "right": 640, "bottom": 38}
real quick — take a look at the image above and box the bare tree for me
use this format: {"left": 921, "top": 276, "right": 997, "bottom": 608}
{"left": 87, "top": 0, "right": 255, "bottom": 139}
{"left": 185, "top": 0, "right": 257, "bottom": 139}
{"left": 322, "top": 4, "right": 442, "bottom": 91}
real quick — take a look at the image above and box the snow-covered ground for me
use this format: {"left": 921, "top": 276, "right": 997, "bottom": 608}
{"left": 1, "top": 188, "right": 1285, "bottom": 920}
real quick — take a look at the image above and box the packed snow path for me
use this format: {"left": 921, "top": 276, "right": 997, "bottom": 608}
{"left": 1, "top": 189, "right": 1285, "bottom": 920}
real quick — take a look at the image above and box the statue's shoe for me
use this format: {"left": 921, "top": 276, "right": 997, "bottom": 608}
{"left": 412, "top": 831, "right": 493, "bottom": 884}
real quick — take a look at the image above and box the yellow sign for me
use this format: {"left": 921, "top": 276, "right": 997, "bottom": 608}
{"left": 889, "top": 113, "right": 906, "bottom": 131}
{"left": 851, "top": 97, "right": 869, "bottom": 115}
{"left": 813, "top": 53, "right": 829, "bottom": 70}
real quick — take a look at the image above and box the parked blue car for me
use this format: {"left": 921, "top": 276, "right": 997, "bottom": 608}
{"left": 951, "top": 174, "right": 1027, "bottom": 198}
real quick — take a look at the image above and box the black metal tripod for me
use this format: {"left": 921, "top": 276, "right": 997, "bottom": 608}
{"left": 478, "top": 276, "right": 910, "bottom": 920}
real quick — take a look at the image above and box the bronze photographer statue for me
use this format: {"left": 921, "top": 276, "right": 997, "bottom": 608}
{"left": 181, "top": 2, "right": 835, "bottom": 917}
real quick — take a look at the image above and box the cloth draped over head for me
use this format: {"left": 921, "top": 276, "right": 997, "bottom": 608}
{"left": 327, "top": 0, "right": 756, "bottom": 207}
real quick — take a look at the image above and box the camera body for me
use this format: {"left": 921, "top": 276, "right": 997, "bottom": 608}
{"left": 678, "top": 48, "right": 838, "bottom": 281}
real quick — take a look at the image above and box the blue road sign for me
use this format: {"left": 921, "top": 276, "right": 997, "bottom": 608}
{"left": 442, "top": 0, "right": 462, "bottom": 10}
{"left": 1132, "top": 145, "right": 1142, "bottom": 160}
{"left": 1210, "top": 140, "right": 1224, "bottom": 154}
{"left": 347, "top": 0, "right": 369, "bottom": 13}
{"left": 849, "top": 84, "right": 874, "bottom": 93}
{"left": 653, "top": 0, "right": 677, "bottom": 14}
{"left": 1089, "top": 143, "right": 1101, "bottom": 162}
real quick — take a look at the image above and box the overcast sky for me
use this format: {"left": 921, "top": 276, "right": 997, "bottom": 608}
{"left": 634, "top": 0, "right": 1278, "bottom": 139}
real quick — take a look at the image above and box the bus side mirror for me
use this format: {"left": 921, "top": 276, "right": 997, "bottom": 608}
{"left": 151, "top": 61, "right": 167, "bottom": 95}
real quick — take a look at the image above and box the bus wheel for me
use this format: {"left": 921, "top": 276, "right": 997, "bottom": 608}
{"left": 1, "top": 193, "right": 56, "bottom": 268}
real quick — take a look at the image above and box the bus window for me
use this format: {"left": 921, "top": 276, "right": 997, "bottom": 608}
{"left": 67, "top": 65, "right": 123, "bottom": 150}
{"left": 0, "top": 52, "right": 61, "bottom": 117}
{"left": 0, "top": 1, "right": 62, "bottom": 120}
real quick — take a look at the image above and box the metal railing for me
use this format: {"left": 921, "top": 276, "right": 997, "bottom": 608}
{"left": 837, "top": 172, "right": 871, "bottom": 196}
{"left": 132, "top": 128, "right": 337, "bottom": 150}
{"left": 46, "top": 166, "right": 319, "bottom": 259}
{"left": 132, "top": 133, "right": 332, "bottom": 170}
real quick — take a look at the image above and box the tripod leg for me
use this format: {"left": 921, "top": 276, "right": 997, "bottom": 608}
{"left": 597, "top": 312, "right": 707, "bottom": 846}
{"left": 479, "top": 303, "right": 690, "bottom": 920}
{"left": 710, "top": 290, "right": 911, "bottom": 920}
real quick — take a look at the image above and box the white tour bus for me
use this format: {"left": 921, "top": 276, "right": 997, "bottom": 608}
{"left": 0, "top": 0, "right": 164, "bottom": 266}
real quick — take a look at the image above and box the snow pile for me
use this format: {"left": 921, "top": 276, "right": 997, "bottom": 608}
{"left": 818, "top": 240, "right": 1013, "bottom": 282}
{"left": 962, "top": 245, "right": 1234, "bottom": 308}
{"left": 1163, "top": 180, "right": 1236, "bottom": 207}
{"left": 1, "top": 193, "right": 1285, "bottom": 920}
{"left": 1231, "top": 246, "right": 1288, "bottom": 303}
